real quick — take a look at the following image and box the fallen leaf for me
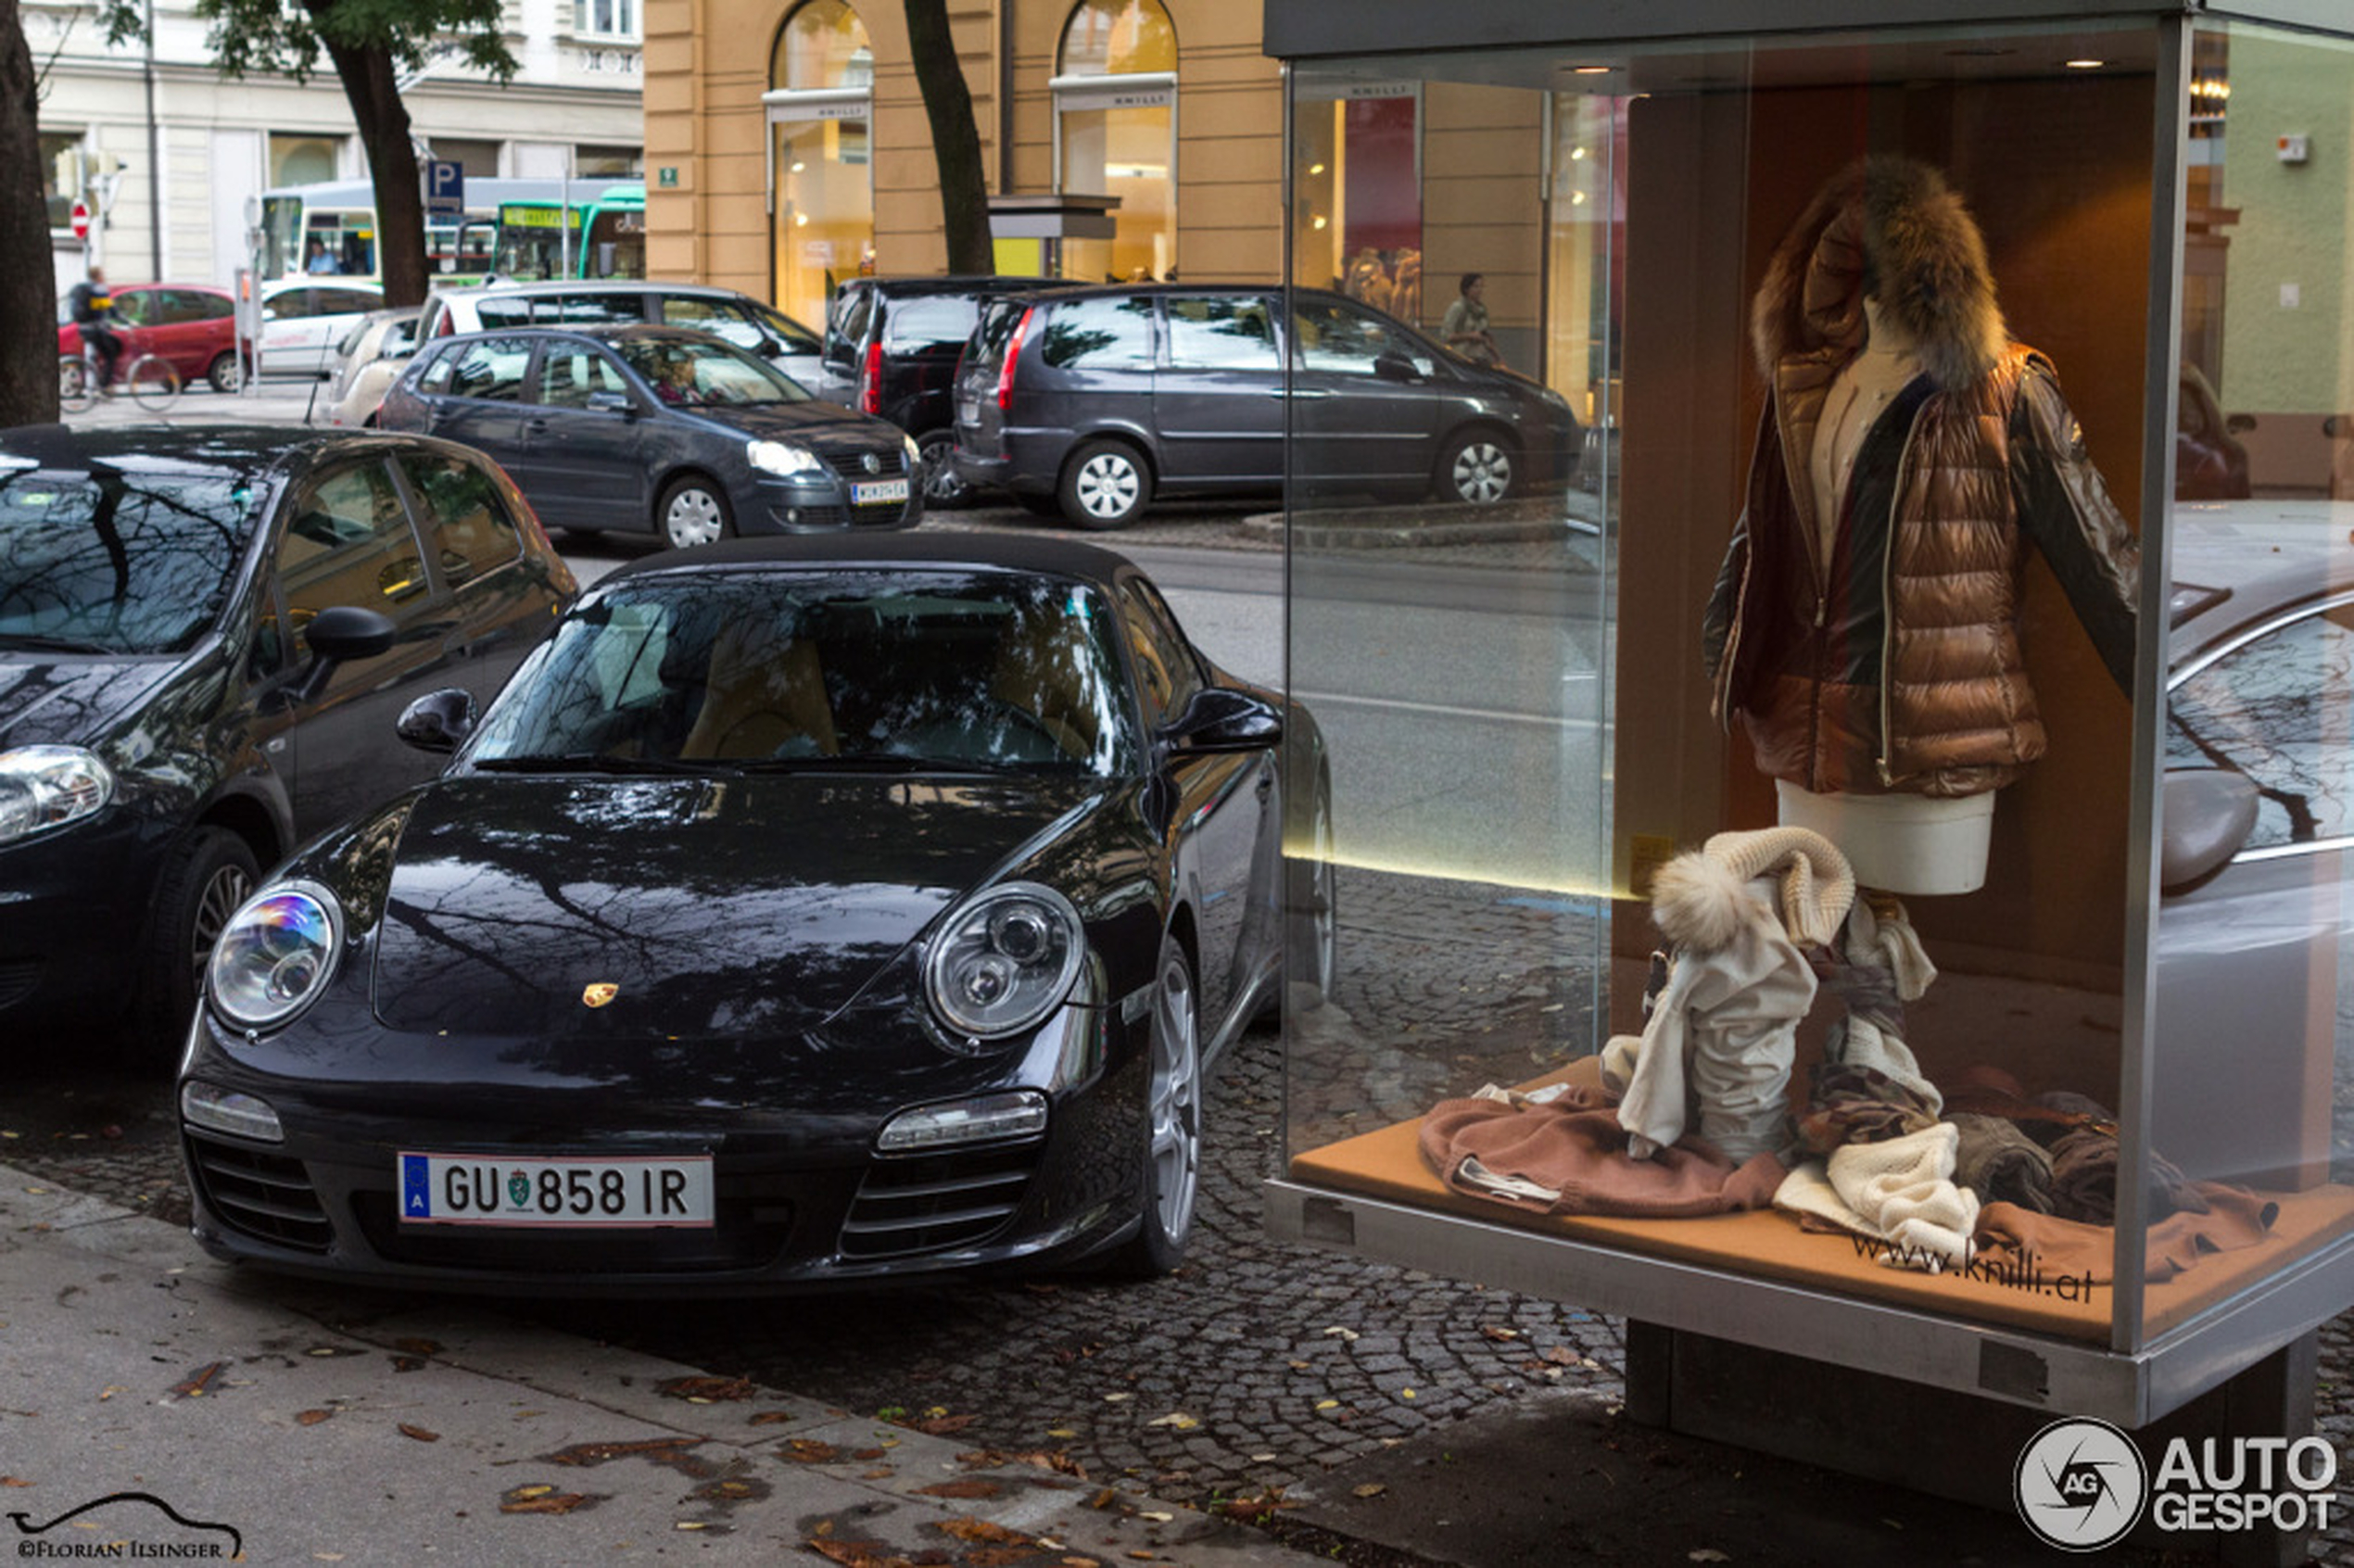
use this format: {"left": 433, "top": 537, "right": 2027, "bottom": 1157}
{"left": 399, "top": 1423, "right": 440, "bottom": 1443}
{"left": 1352, "top": 1484, "right": 1386, "bottom": 1498}
{"left": 499, "top": 1485, "right": 592, "bottom": 1515}
{"left": 780, "top": 1438, "right": 842, "bottom": 1464}
{"left": 859, "top": 1468, "right": 893, "bottom": 1480}
{"left": 1481, "top": 1326, "right": 1521, "bottom": 1342}
{"left": 1541, "top": 1346, "right": 1578, "bottom": 1366}
{"left": 296, "top": 1410, "right": 335, "bottom": 1426}
{"left": 392, "top": 1337, "right": 442, "bottom": 1357}
{"left": 804, "top": 1539, "right": 890, "bottom": 1568}
{"left": 1144, "top": 1412, "right": 1197, "bottom": 1430}
{"left": 1322, "top": 1326, "right": 1360, "bottom": 1342}
{"left": 674, "top": 1521, "right": 710, "bottom": 1531}
{"left": 0, "top": 1477, "right": 31, "bottom": 1487}
{"left": 389, "top": 1356, "right": 426, "bottom": 1372}
{"left": 169, "top": 1362, "right": 225, "bottom": 1398}
{"left": 1400, "top": 1389, "right": 1417, "bottom": 1400}
{"left": 693, "top": 1479, "right": 762, "bottom": 1501}
{"left": 659, "top": 1374, "right": 758, "bottom": 1402}
{"left": 916, "top": 1480, "right": 1001, "bottom": 1499}
{"left": 1102, "top": 1392, "right": 1133, "bottom": 1403}
{"left": 907, "top": 1412, "right": 979, "bottom": 1436}
{"left": 1087, "top": 1487, "right": 1120, "bottom": 1511}
{"left": 1135, "top": 1511, "right": 1172, "bottom": 1523}
{"left": 937, "top": 1517, "right": 1031, "bottom": 1545}
{"left": 748, "top": 1410, "right": 799, "bottom": 1426}
{"left": 1314, "top": 1400, "right": 1340, "bottom": 1411}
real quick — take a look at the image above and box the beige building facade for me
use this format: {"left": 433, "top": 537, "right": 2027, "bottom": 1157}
{"left": 640, "top": 0, "right": 1588, "bottom": 405}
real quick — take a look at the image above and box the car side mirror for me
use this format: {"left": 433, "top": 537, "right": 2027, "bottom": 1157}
{"left": 1373, "top": 351, "right": 1423, "bottom": 385}
{"left": 397, "top": 687, "right": 478, "bottom": 753}
{"left": 2160, "top": 768, "right": 2261, "bottom": 891}
{"left": 586, "top": 390, "right": 635, "bottom": 415}
{"left": 283, "top": 604, "right": 398, "bottom": 706}
{"left": 1162, "top": 688, "right": 1283, "bottom": 753}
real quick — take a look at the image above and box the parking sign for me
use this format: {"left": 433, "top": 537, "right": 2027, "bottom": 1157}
{"left": 425, "top": 160, "right": 463, "bottom": 217}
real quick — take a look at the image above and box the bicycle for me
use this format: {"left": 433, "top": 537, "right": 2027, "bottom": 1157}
{"left": 59, "top": 330, "right": 182, "bottom": 415}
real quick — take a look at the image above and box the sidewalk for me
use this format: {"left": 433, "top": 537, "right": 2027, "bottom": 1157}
{"left": 0, "top": 1171, "right": 1334, "bottom": 1567}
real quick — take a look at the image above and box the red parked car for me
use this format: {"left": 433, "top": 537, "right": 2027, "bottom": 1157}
{"left": 57, "top": 282, "right": 245, "bottom": 393}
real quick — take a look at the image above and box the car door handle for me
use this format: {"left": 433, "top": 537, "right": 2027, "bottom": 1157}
{"left": 1256, "top": 775, "right": 1273, "bottom": 802}
{"left": 525, "top": 417, "right": 549, "bottom": 435}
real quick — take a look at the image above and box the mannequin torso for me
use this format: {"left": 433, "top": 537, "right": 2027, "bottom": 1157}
{"left": 1785, "top": 298, "right": 1993, "bottom": 895}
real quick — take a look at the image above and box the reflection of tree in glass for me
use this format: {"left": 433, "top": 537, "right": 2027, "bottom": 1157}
{"left": 0, "top": 474, "right": 251, "bottom": 653}
{"left": 2168, "top": 607, "right": 2354, "bottom": 849}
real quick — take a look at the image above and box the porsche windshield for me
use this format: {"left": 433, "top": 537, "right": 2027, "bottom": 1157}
{"left": 0, "top": 468, "right": 257, "bottom": 654}
{"left": 471, "top": 569, "right": 1138, "bottom": 776}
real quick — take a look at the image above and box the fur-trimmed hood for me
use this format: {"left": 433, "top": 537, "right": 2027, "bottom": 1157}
{"left": 1749, "top": 156, "right": 2008, "bottom": 393}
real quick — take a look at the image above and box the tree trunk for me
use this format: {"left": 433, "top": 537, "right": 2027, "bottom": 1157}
{"left": 903, "top": 0, "right": 992, "bottom": 275}
{"left": 1, "top": 1, "right": 61, "bottom": 424}
{"left": 313, "top": 17, "right": 426, "bottom": 306}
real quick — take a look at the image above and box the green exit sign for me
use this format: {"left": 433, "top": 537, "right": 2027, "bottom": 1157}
{"left": 657, "top": 167, "right": 679, "bottom": 188}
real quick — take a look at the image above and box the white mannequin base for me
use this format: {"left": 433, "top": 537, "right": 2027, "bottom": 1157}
{"left": 1775, "top": 780, "right": 1993, "bottom": 895}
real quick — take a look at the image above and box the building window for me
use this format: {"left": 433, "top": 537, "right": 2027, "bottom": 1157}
{"left": 576, "top": 145, "right": 643, "bottom": 178}
{"left": 1054, "top": 0, "right": 1176, "bottom": 283}
{"left": 575, "top": 0, "right": 638, "bottom": 41}
{"left": 766, "top": 0, "right": 876, "bottom": 326}
{"left": 270, "top": 133, "right": 341, "bottom": 187}
{"left": 42, "top": 132, "right": 82, "bottom": 233}
{"left": 430, "top": 138, "right": 501, "bottom": 179}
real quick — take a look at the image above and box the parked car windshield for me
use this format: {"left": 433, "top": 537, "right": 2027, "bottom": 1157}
{"left": 0, "top": 464, "right": 255, "bottom": 654}
{"left": 471, "top": 569, "right": 1136, "bottom": 776}
{"left": 616, "top": 336, "right": 811, "bottom": 408}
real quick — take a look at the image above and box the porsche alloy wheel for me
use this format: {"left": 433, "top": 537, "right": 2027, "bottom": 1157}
{"left": 1439, "top": 430, "right": 1514, "bottom": 505}
{"left": 1108, "top": 936, "right": 1201, "bottom": 1277}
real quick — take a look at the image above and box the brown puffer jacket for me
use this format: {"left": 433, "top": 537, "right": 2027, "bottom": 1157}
{"left": 1702, "top": 158, "right": 2140, "bottom": 799}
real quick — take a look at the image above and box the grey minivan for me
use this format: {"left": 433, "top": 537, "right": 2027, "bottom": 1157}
{"left": 950, "top": 284, "right": 1583, "bottom": 529}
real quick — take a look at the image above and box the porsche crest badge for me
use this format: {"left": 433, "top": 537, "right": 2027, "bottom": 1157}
{"left": 582, "top": 983, "right": 619, "bottom": 1008}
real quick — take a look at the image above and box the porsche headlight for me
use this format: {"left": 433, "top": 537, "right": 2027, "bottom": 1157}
{"left": 924, "top": 882, "right": 1085, "bottom": 1041}
{"left": 747, "top": 438, "right": 822, "bottom": 476}
{"left": 208, "top": 881, "right": 343, "bottom": 1031}
{"left": 0, "top": 745, "right": 113, "bottom": 844}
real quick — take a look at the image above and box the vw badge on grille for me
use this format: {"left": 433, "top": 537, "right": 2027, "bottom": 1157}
{"left": 862, "top": 452, "right": 881, "bottom": 474}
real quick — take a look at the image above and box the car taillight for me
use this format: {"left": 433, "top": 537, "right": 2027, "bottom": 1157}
{"left": 860, "top": 335, "right": 882, "bottom": 415}
{"left": 996, "top": 307, "right": 1033, "bottom": 414}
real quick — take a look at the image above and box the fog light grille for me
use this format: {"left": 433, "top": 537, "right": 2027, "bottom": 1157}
{"left": 839, "top": 1143, "right": 1038, "bottom": 1259}
{"left": 184, "top": 1132, "right": 331, "bottom": 1252}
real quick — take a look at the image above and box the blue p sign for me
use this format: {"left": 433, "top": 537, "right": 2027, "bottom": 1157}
{"left": 425, "top": 160, "right": 463, "bottom": 215}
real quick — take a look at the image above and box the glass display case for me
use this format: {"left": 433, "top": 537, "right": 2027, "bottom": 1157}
{"left": 1265, "top": 0, "right": 2354, "bottom": 1513}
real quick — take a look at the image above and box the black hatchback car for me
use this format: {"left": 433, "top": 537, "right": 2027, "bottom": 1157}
{"left": 814, "top": 276, "right": 1051, "bottom": 508}
{"left": 953, "top": 284, "right": 1583, "bottom": 529}
{"left": 378, "top": 324, "right": 922, "bottom": 550}
{"left": 0, "top": 423, "right": 576, "bottom": 1061}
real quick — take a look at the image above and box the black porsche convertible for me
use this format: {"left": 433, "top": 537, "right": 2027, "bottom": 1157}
{"left": 176, "top": 535, "right": 1332, "bottom": 1293}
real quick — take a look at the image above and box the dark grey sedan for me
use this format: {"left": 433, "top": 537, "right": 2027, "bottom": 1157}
{"left": 377, "top": 324, "right": 923, "bottom": 549}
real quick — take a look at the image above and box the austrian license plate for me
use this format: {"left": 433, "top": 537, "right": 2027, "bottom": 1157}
{"left": 397, "top": 1152, "right": 715, "bottom": 1227}
{"left": 852, "top": 477, "right": 910, "bottom": 506}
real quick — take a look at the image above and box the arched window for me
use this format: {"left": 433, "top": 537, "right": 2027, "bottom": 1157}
{"left": 1053, "top": 0, "right": 1176, "bottom": 282}
{"left": 766, "top": 0, "right": 875, "bottom": 324}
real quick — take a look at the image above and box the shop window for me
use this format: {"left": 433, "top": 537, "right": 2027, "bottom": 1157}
{"left": 1290, "top": 88, "right": 1423, "bottom": 326}
{"left": 768, "top": 0, "right": 875, "bottom": 327}
{"left": 1054, "top": 0, "right": 1176, "bottom": 283}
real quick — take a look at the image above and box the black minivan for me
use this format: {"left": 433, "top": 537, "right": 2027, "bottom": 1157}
{"left": 814, "top": 276, "right": 1051, "bottom": 507}
{"left": 950, "top": 284, "right": 1583, "bottom": 530}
